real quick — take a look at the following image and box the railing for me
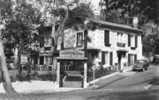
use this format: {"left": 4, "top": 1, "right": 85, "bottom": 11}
{"left": 117, "top": 42, "right": 126, "bottom": 47}
{"left": 34, "top": 65, "right": 56, "bottom": 72}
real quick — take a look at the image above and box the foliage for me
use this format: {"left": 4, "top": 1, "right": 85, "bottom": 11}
{"left": 65, "top": 3, "right": 94, "bottom": 29}
{"left": 100, "top": 0, "right": 159, "bottom": 25}
{"left": 2, "top": 1, "right": 42, "bottom": 52}
{"left": 143, "top": 34, "right": 159, "bottom": 55}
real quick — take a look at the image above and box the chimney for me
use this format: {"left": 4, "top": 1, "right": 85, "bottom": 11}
{"left": 132, "top": 17, "right": 139, "bottom": 28}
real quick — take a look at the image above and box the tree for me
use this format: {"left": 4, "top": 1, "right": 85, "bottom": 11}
{"left": 34, "top": 0, "right": 94, "bottom": 48}
{"left": 99, "top": 0, "right": 159, "bottom": 56}
{"left": 0, "top": 0, "right": 16, "bottom": 95}
{"left": 100, "top": 0, "right": 159, "bottom": 25}
{"left": 2, "top": 1, "right": 42, "bottom": 73}
{"left": 51, "top": 1, "right": 94, "bottom": 49}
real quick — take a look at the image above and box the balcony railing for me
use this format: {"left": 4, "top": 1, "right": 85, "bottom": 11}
{"left": 117, "top": 42, "right": 126, "bottom": 47}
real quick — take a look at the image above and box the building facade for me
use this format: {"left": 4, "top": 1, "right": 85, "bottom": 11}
{"left": 63, "top": 19, "right": 143, "bottom": 72}
{"left": 87, "top": 20, "right": 143, "bottom": 71}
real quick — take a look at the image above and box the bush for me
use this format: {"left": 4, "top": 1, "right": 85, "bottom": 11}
{"left": 87, "top": 67, "right": 116, "bottom": 82}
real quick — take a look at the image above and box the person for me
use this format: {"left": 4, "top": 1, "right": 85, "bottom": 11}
{"left": 120, "top": 56, "right": 127, "bottom": 72}
{"left": 93, "top": 57, "right": 101, "bottom": 70}
{"left": 114, "top": 63, "right": 119, "bottom": 71}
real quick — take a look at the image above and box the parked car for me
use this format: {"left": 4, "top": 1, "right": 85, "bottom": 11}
{"left": 132, "top": 60, "right": 150, "bottom": 72}
{"left": 153, "top": 55, "right": 159, "bottom": 65}
{"left": 62, "top": 71, "right": 83, "bottom": 88}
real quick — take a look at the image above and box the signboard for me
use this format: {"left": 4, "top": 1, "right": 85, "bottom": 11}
{"left": 60, "top": 49, "right": 85, "bottom": 58}
{"left": 64, "top": 29, "right": 76, "bottom": 49}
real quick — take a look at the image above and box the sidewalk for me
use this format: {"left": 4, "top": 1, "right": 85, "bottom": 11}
{"left": 0, "top": 81, "right": 82, "bottom": 94}
{"left": 87, "top": 66, "right": 134, "bottom": 88}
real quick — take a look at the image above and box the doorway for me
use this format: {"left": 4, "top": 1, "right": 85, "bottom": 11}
{"left": 117, "top": 50, "right": 127, "bottom": 71}
{"left": 60, "top": 61, "right": 84, "bottom": 88}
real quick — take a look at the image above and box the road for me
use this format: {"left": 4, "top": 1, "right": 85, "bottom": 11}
{"left": 0, "top": 65, "right": 159, "bottom": 100}
{"left": 86, "top": 64, "right": 158, "bottom": 89}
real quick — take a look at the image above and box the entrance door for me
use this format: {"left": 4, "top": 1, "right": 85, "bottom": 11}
{"left": 60, "top": 61, "right": 84, "bottom": 88}
{"left": 117, "top": 51, "right": 126, "bottom": 71}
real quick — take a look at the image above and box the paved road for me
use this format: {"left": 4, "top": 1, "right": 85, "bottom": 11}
{"left": 0, "top": 65, "right": 159, "bottom": 100}
{"left": 95, "top": 65, "right": 159, "bottom": 89}
{"left": 0, "top": 85, "right": 159, "bottom": 100}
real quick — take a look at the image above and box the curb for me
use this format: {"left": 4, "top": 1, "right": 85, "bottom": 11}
{"left": 123, "top": 66, "right": 133, "bottom": 72}
{"left": 87, "top": 66, "right": 133, "bottom": 88}
{"left": 87, "top": 72, "right": 119, "bottom": 87}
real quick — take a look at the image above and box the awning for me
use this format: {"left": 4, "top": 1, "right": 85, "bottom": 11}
{"left": 56, "top": 56, "right": 87, "bottom": 61}
{"left": 39, "top": 52, "right": 53, "bottom": 56}
{"left": 117, "top": 49, "right": 128, "bottom": 53}
{"left": 87, "top": 46, "right": 101, "bottom": 51}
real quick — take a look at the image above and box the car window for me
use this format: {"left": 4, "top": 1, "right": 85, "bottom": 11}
{"left": 65, "top": 76, "right": 82, "bottom": 81}
{"left": 136, "top": 60, "right": 145, "bottom": 63}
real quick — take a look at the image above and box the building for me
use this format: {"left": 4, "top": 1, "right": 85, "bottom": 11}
{"left": 26, "top": 26, "right": 56, "bottom": 75}
{"left": 62, "top": 19, "right": 143, "bottom": 72}
{"left": 24, "top": 19, "right": 143, "bottom": 88}
{"left": 86, "top": 19, "right": 143, "bottom": 71}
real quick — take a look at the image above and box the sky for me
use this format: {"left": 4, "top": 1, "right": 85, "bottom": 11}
{"left": 80, "top": 0, "right": 101, "bottom": 15}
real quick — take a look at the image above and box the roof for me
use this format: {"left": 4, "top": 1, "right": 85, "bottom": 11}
{"left": 89, "top": 19, "right": 143, "bottom": 35}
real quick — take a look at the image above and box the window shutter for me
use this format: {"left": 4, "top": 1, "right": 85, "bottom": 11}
{"left": 104, "top": 30, "right": 110, "bottom": 46}
{"left": 128, "top": 34, "right": 131, "bottom": 46}
{"left": 102, "top": 52, "right": 105, "bottom": 65}
{"left": 110, "top": 52, "right": 113, "bottom": 65}
{"left": 40, "top": 56, "right": 44, "bottom": 65}
{"left": 134, "top": 54, "right": 137, "bottom": 62}
{"left": 135, "top": 35, "right": 138, "bottom": 48}
{"left": 128, "top": 54, "right": 130, "bottom": 66}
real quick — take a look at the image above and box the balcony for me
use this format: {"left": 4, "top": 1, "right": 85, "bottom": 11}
{"left": 117, "top": 42, "right": 126, "bottom": 47}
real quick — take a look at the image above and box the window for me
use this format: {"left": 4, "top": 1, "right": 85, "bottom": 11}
{"left": 45, "top": 56, "right": 53, "bottom": 65}
{"left": 131, "top": 35, "right": 135, "bottom": 47}
{"left": 39, "top": 56, "right": 44, "bottom": 65}
{"left": 110, "top": 52, "right": 113, "bottom": 65}
{"left": 128, "top": 34, "right": 131, "bottom": 46}
{"left": 45, "top": 56, "right": 49, "bottom": 65}
{"left": 117, "top": 32, "right": 125, "bottom": 47}
{"left": 128, "top": 34, "right": 136, "bottom": 49}
{"left": 44, "top": 47, "right": 51, "bottom": 51}
{"left": 104, "top": 30, "right": 110, "bottom": 46}
{"left": 134, "top": 54, "right": 137, "bottom": 62}
{"left": 128, "top": 54, "right": 136, "bottom": 65}
{"left": 117, "top": 32, "right": 123, "bottom": 43}
{"left": 76, "top": 32, "right": 83, "bottom": 47}
{"left": 102, "top": 52, "right": 109, "bottom": 65}
{"left": 135, "top": 36, "right": 138, "bottom": 48}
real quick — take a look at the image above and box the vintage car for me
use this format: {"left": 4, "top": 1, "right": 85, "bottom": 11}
{"left": 62, "top": 71, "right": 83, "bottom": 88}
{"left": 132, "top": 60, "right": 150, "bottom": 72}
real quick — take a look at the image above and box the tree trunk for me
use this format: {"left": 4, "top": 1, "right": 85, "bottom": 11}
{"left": 53, "top": 6, "right": 69, "bottom": 48}
{"left": 0, "top": 41, "right": 16, "bottom": 95}
{"left": 17, "top": 47, "right": 22, "bottom": 74}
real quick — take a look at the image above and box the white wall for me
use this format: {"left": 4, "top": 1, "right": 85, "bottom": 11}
{"left": 87, "top": 29, "right": 143, "bottom": 66}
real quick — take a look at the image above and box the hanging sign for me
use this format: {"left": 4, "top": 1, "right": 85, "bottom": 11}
{"left": 60, "top": 49, "right": 85, "bottom": 58}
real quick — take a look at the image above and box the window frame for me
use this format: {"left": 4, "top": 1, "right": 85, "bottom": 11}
{"left": 104, "top": 30, "right": 111, "bottom": 46}
{"left": 76, "top": 32, "right": 84, "bottom": 47}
